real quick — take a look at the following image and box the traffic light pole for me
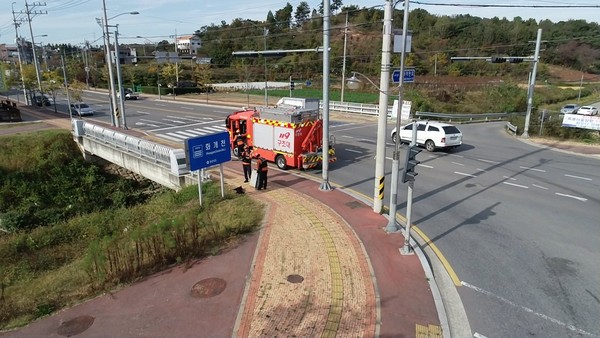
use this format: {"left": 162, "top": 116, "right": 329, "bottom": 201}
{"left": 401, "top": 122, "right": 418, "bottom": 255}
{"left": 385, "top": 0, "right": 410, "bottom": 233}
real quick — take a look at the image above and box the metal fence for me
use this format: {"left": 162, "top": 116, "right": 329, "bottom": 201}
{"left": 324, "top": 100, "right": 521, "bottom": 123}
{"left": 82, "top": 122, "right": 172, "bottom": 167}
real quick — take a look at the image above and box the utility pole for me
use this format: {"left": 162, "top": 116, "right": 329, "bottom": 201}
{"left": 24, "top": 1, "right": 47, "bottom": 95}
{"left": 340, "top": 12, "right": 349, "bottom": 103}
{"left": 11, "top": 2, "right": 28, "bottom": 104}
{"left": 101, "top": 0, "right": 119, "bottom": 127}
{"left": 263, "top": 27, "right": 269, "bottom": 106}
{"left": 320, "top": 0, "right": 332, "bottom": 192}
{"left": 522, "top": 28, "right": 542, "bottom": 138}
{"left": 373, "top": 0, "right": 393, "bottom": 213}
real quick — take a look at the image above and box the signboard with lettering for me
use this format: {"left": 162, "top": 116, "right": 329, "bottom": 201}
{"left": 185, "top": 131, "right": 231, "bottom": 171}
{"left": 562, "top": 114, "right": 600, "bottom": 131}
{"left": 392, "top": 68, "right": 415, "bottom": 83}
{"left": 273, "top": 126, "right": 295, "bottom": 153}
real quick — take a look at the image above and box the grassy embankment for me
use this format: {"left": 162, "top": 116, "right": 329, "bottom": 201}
{"left": 0, "top": 128, "right": 264, "bottom": 330}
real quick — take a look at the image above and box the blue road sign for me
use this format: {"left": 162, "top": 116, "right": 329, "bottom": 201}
{"left": 392, "top": 68, "right": 415, "bottom": 83}
{"left": 185, "top": 131, "right": 231, "bottom": 171}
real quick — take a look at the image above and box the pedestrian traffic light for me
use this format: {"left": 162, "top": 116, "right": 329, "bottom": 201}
{"left": 402, "top": 145, "right": 422, "bottom": 183}
{"left": 290, "top": 81, "right": 295, "bottom": 90}
{"left": 509, "top": 57, "right": 523, "bottom": 63}
{"left": 490, "top": 56, "right": 506, "bottom": 63}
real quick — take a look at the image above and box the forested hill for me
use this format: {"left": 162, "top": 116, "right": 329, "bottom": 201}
{"left": 194, "top": 3, "right": 600, "bottom": 81}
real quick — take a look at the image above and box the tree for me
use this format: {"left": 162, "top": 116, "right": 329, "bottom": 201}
{"left": 318, "top": 0, "right": 343, "bottom": 14}
{"left": 294, "top": 2, "right": 311, "bottom": 28}
{"left": 274, "top": 3, "right": 293, "bottom": 32}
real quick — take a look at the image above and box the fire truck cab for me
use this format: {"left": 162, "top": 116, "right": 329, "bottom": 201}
{"left": 225, "top": 98, "right": 335, "bottom": 170}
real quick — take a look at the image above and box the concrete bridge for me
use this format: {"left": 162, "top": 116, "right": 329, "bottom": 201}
{"left": 71, "top": 120, "right": 194, "bottom": 190}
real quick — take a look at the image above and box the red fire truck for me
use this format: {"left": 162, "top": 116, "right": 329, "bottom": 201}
{"left": 225, "top": 97, "right": 336, "bottom": 170}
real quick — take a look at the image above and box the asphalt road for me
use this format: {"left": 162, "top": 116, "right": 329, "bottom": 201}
{"left": 15, "top": 90, "right": 600, "bottom": 338}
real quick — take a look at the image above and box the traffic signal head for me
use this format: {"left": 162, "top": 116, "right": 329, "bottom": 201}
{"left": 508, "top": 57, "right": 523, "bottom": 63}
{"left": 402, "top": 145, "right": 422, "bottom": 183}
{"left": 490, "top": 56, "right": 506, "bottom": 63}
{"left": 290, "top": 81, "right": 295, "bottom": 90}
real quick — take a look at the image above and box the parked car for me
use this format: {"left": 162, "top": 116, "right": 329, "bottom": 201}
{"left": 577, "top": 106, "right": 598, "bottom": 116}
{"left": 70, "top": 102, "right": 94, "bottom": 117}
{"left": 560, "top": 104, "right": 580, "bottom": 114}
{"left": 33, "top": 94, "right": 51, "bottom": 107}
{"left": 391, "top": 121, "right": 463, "bottom": 152}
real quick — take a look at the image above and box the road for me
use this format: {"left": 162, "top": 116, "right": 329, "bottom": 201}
{"left": 16, "top": 90, "right": 600, "bottom": 338}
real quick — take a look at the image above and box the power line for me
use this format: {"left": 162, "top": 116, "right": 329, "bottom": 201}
{"left": 412, "top": 1, "right": 600, "bottom": 9}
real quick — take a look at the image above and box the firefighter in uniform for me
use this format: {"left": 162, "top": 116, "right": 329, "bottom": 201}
{"left": 255, "top": 154, "right": 268, "bottom": 190}
{"left": 235, "top": 130, "right": 245, "bottom": 158}
{"left": 240, "top": 146, "right": 252, "bottom": 183}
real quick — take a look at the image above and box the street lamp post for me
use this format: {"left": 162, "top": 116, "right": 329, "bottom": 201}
{"left": 99, "top": 1, "right": 138, "bottom": 127}
{"left": 320, "top": 0, "right": 332, "bottom": 192}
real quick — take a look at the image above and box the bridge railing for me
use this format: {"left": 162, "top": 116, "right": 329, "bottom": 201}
{"left": 82, "top": 122, "right": 172, "bottom": 167}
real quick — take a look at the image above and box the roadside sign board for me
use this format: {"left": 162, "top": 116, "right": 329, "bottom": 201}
{"left": 392, "top": 68, "right": 415, "bottom": 83}
{"left": 185, "top": 131, "right": 231, "bottom": 171}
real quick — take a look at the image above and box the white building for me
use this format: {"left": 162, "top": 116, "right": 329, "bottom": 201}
{"left": 176, "top": 35, "right": 201, "bottom": 55}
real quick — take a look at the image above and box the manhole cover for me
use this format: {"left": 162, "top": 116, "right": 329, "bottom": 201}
{"left": 287, "top": 274, "right": 304, "bottom": 284}
{"left": 191, "top": 277, "right": 227, "bottom": 298}
{"left": 57, "top": 315, "right": 95, "bottom": 337}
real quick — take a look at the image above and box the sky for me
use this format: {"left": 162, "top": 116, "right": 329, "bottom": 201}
{"left": 1, "top": 0, "right": 599, "bottom": 46}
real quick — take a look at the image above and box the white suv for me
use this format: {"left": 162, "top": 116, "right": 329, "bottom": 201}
{"left": 391, "top": 121, "right": 463, "bottom": 152}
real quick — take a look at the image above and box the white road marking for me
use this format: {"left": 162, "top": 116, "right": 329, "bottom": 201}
{"left": 476, "top": 168, "right": 486, "bottom": 172}
{"left": 477, "top": 158, "right": 500, "bottom": 164}
{"left": 331, "top": 123, "right": 354, "bottom": 128}
{"left": 135, "top": 122, "right": 159, "bottom": 127}
{"left": 346, "top": 149, "right": 362, "bottom": 154}
{"left": 462, "top": 281, "right": 596, "bottom": 337}
{"left": 555, "top": 193, "right": 587, "bottom": 202}
{"left": 419, "top": 164, "right": 433, "bottom": 168}
{"left": 358, "top": 138, "right": 375, "bottom": 143}
{"left": 193, "top": 129, "right": 209, "bottom": 135}
{"left": 532, "top": 184, "right": 549, "bottom": 190}
{"left": 452, "top": 161, "right": 465, "bottom": 166}
{"left": 503, "top": 176, "right": 517, "bottom": 181}
{"left": 520, "top": 166, "right": 546, "bottom": 172}
{"left": 449, "top": 153, "right": 464, "bottom": 158}
{"left": 503, "top": 182, "right": 528, "bottom": 189}
{"left": 160, "top": 133, "right": 184, "bottom": 142}
{"left": 135, "top": 110, "right": 151, "bottom": 115}
{"left": 565, "top": 174, "right": 592, "bottom": 181}
{"left": 340, "top": 135, "right": 354, "bottom": 138}
{"left": 473, "top": 333, "right": 488, "bottom": 338}
{"left": 155, "top": 103, "right": 167, "bottom": 107}
{"left": 204, "top": 126, "right": 226, "bottom": 132}
{"left": 455, "top": 171, "right": 476, "bottom": 178}
{"left": 180, "top": 107, "right": 194, "bottom": 110}
{"left": 163, "top": 119, "right": 187, "bottom": 124}
{"left": 175, "top": 130, "right": 198, "bottom": 137}
{"left": 166, "top": 115, "right": 202, "bottom": 121}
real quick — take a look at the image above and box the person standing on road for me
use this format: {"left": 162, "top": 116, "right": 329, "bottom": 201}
{"left": 255, "top": 154, "right": 268, "bottom": 190}
{"left": 241, "top": 146, "right": 252, "bottom": 183}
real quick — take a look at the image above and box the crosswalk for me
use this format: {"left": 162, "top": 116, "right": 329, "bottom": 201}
{"left": 157, "top": 125, "right": 228, "bottom": 143}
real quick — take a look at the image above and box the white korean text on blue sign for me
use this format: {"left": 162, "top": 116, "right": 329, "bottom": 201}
{"left": 185, "top": 131, "right": 232, "bottom": 171}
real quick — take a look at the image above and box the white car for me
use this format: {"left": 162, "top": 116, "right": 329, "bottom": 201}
{"left": 70, "top": 103, "right": 94, "bottom": 117}
{"left": 577, "top": 106, "right": 598, "bottom": 116}
{"left": 391, "top": 121, "right": 463, "bottom": 152}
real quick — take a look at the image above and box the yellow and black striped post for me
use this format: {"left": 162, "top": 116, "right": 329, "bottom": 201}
{"left": 378, "top": 176, "right": 385, "bottom": 201}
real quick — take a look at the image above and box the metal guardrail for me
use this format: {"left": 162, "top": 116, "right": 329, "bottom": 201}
{"left": 325, "top": 100, "right": 519, "bottom": 122}
{"left": 506, "top": 122, "right": 518, "bottom": 134}
{"left": 82, "top": 122, "right": 172, "bottom": 167}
